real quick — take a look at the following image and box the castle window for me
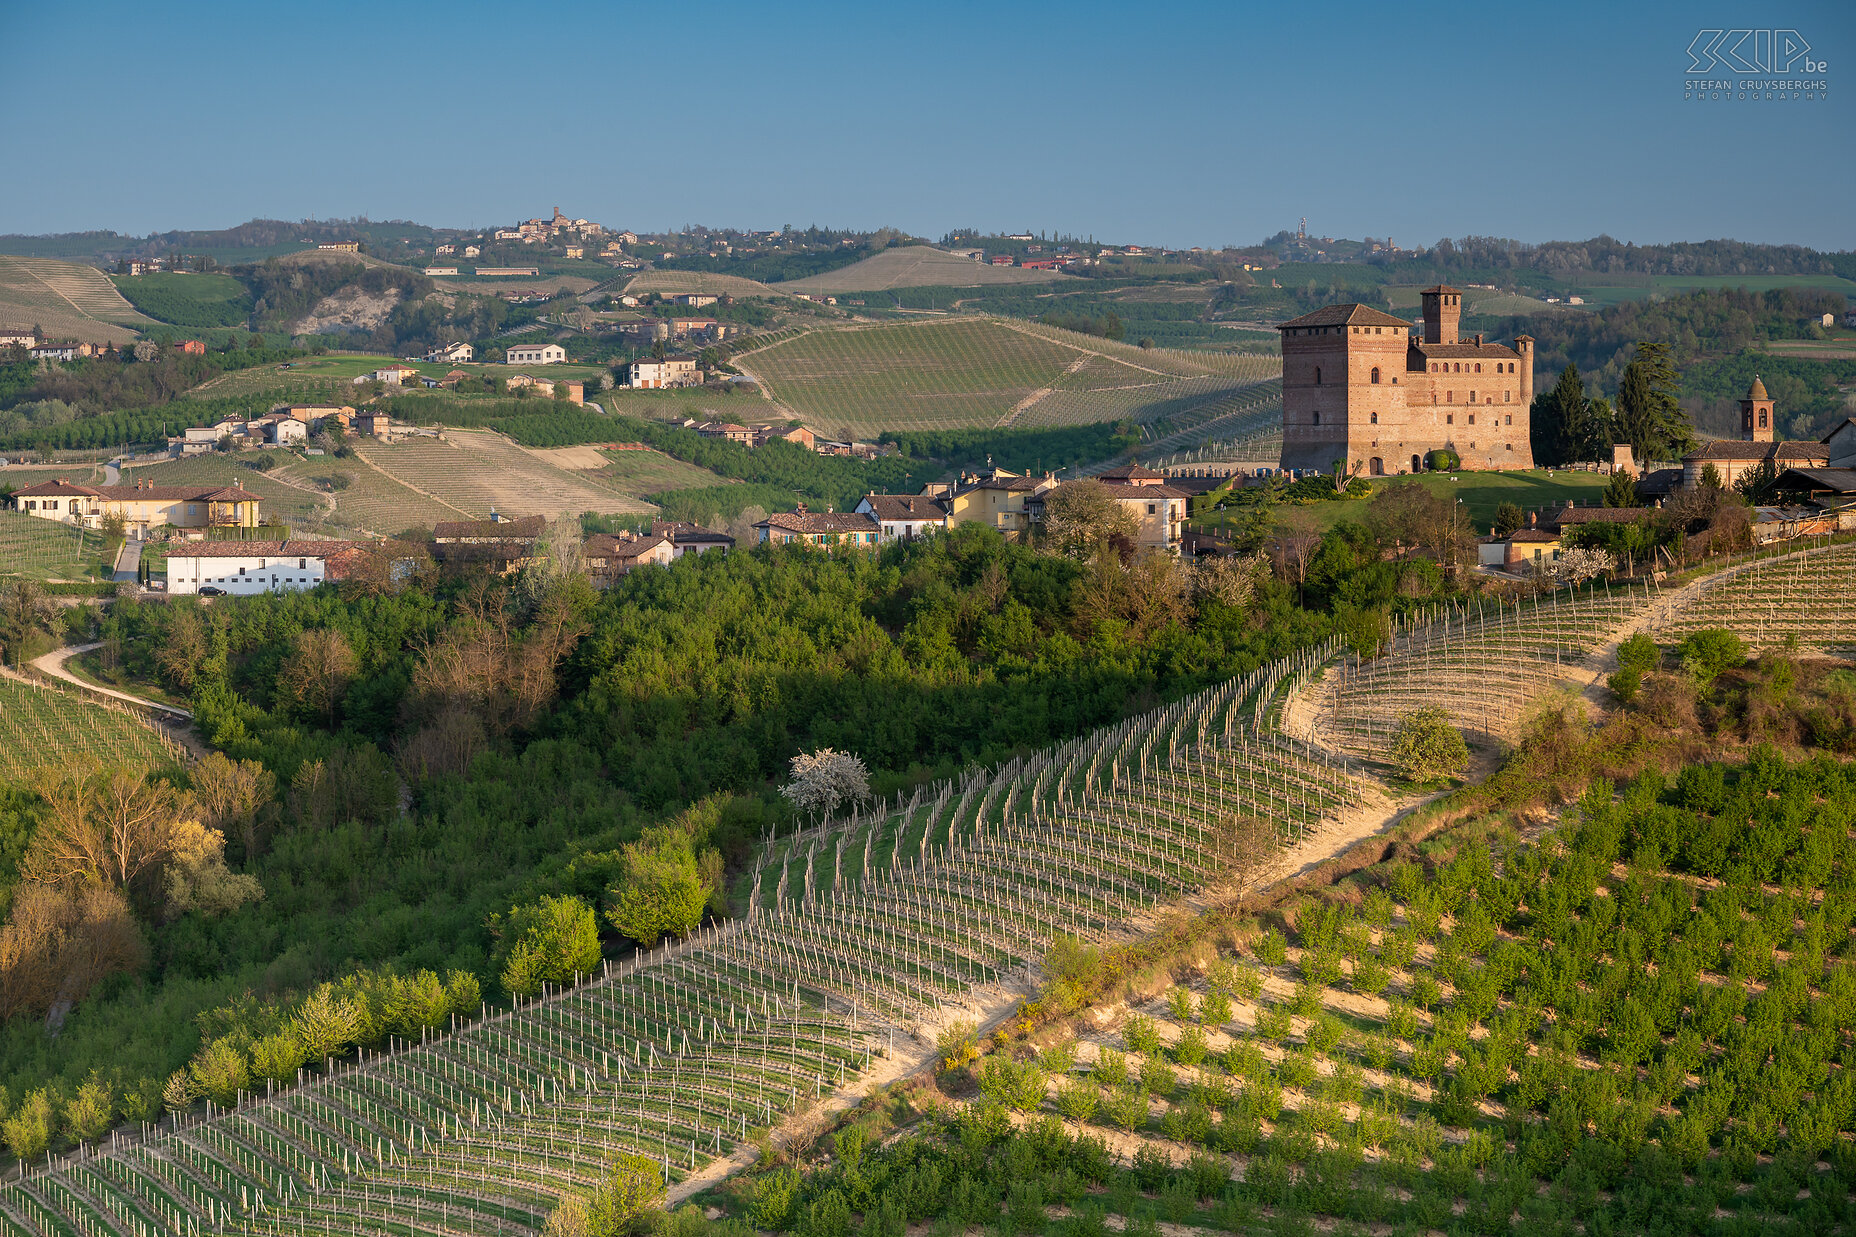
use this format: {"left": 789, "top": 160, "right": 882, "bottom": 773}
{"left": 1370, "top": 412, "right": 1378, "bottom": 424}
{"left": 1431, "top": 362, "right": 1438, "bottom": 372}
{"left": 1468, "top": 390, "right": 1476, "bottom": 402}
{"left": 1506, "top": 443, "right": 1514, "bottom": 451}
{"left": 1370, "top": 366, "right": 1380, "bottom": 384}
{"left": 1314, "top": 367, "right": 1321, "bottom": 385}
{"left": 1504, "top": 390, "right": 1511, "bottom": 402}
{"left": 1474, "top": 363, "right": 1481, "bottom": 373}
{"left": 1468, "top": 414, "right": 1476, "bottom": 425}
{"left": 1505, "top": 414, "right": 1512, "bottom": 425}
{"left": 1312, "top": 411, "right": 1320, "bottom": 426}
{"left": 1447, "top": 414, "right": 1454, "bottom": 424}
{"left": 1446, "top": 390, "right": 1454, "bottom": 402}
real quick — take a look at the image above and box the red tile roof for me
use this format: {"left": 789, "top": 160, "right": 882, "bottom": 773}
{"left": 1277, "top": 304, "right": 1411, "bottom": 330}
{"left": 756, "top": 511, "right": 879, "bottom": 535}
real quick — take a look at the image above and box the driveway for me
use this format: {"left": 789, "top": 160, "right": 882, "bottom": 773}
{"left": 30, "top": 642, "right": 192, "bottom": 719}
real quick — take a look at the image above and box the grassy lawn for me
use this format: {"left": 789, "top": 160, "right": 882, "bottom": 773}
{"left": 0, "top": 511, "right": 112, "bottom": 580}
{"left": 110, "top": 272, "right": 252, "bottom": 328}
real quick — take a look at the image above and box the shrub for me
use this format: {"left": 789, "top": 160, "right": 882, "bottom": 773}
{"left": 1426, "top": 449, "right": 1460, "bottom": 471}
{"left": 1140, "top": 1054, "right": 1177, "bottom": 1097}
{"left": 1175, "top": 1025, "right": 1209, "bottom": 1067}
{"left": 1391, "top": 706, "right": 1470, "bottom": 783}
{"left": 1254, "top": 1005, "right": 1293, "bottom": 1041}
{"left": 1168, "top": 986, "right": 1198, "bottom": 1022}
{"left": 1199, "top": 989, "right": 1233, "bottom": 1026}
{"left": 1677, "top": 627, "right": 1747, "bottom": 686}
{"left": 497, "top": 895, "right": 601, "bottom": 997}
{"left": 1091, "top": 1047, "right": 1128, "bottom": 1088}
{"left": 1040, "top": 1040, "right": 1077, "bottom": 1075}
{"left": 1054, "top": 1081, "right": 1099, "bottom": 1123}
{"left": 936, "top": 1020, "right": 979, "bottom": 1072}
{"left": 1103, "top": 1085, "right": 1148, "bottom": 1132}
{"left": 1131, "top": 1143, "right": 1172, "bottom": 1190}
{"left": 1123, "top": 1013, "right": 1163, "bottom": 1055}
{"left": 1252, "top": 929, "right": 1288, "bottom": 968}
{"left": 1, "top": 1088, "right": 54, "bottom": 1161}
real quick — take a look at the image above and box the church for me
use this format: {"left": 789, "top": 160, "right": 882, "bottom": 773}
{"left": 1277, "top": 287, "right": 1535, "bottom": 474}
{"left": 1678, "top": 376, "right": 1832, "bottom": 488}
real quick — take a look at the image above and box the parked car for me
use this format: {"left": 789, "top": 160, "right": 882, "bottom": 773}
{"left": 199, "top": 586, "right": 225, "bottom": 596}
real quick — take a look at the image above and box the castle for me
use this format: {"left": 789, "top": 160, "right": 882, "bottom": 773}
{"left": 1277, "top": 287, "right": 1535, "bottom": 474}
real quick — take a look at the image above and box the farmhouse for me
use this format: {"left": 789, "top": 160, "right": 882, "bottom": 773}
{"left": 754, "top": 425, "right": 816, "bottom": 450}
{"left": 0, "top": 329, "right": 38, "bottom": 349}
{"left": 673, "top": 294, "right": 718, "bottom": 308}
{"left": 504, "top": 374, "right": 584, "bottom": 404}
{"left": 475, "top": 267, "right": 540, "bottom": 277}
{"left": 272, "top": 404, "right": 355, "bottom": 427}
{"left": 8, "top": 478, "right": 262, "bottom": 533}
{"left": 434, "top": 513, "right": 546, "bottom": 544}
{"left": 316, "top": 241, "right": 360, "bottom": 252}
{"left": 29, "top": 341, "right": 87, "bottom": 362}
{"left": 1277, "top": 288, "right": 1536, "bottom": 474}
{"left": 507, "top": 342, "right": 567, "bottom": 366}
{"left": 625, "top": 356, "right": 698, "bottom": 389}
{"left": 696, "top": 421, "right": 755, "bottom": 445}
{"left": 1023, "top": 465, "right": 1191, "bottom": 552}
{"left": 650, "top": 520, "right": 734, "bottom": 557}
{"left": 166, "top": 540, "right": 374, "bottom": 596}
{"left": 929, "top": 469, "right": 1057, "bottom": 535}
{"left": 422, "top": 342, "right": 474, "bottom": 364}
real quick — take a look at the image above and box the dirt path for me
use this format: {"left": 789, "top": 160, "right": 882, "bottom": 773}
{"left": 31, "top": 643, "right": 192, "bottom": 720}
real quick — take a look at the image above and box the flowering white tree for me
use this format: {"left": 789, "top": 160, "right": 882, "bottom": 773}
{"left": 781, "top": 748, "right": 871, "bottom": 822}
{"left": 1552, "top": 547, "right": 1613, "bottom": 584}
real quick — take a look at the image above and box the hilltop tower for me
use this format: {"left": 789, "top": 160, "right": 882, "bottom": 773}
{"left": 1740, "top": 375, "right": 1775, "bottom": 442}
{"left": 1420, "top": 285, "right": 1461, "bottom": 345}
{"left": 1514, "top": 335, "right": 1535, "bottom": 409}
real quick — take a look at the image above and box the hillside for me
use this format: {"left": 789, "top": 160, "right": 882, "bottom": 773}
{"left": 781, "top": 245, "right": 1064, "bottom": 291}
{"left": 623, "top": 269, "right": 784, "bottom": 298}
{"left": 0, "top": 255, "right": 155, "bottom": 343}
{"left": 734, "top": 316, "right": 1280, "bottom": 436}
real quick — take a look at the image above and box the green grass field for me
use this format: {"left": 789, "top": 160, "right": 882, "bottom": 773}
{"left": 0, "top": 678, "right": 183, "bottom": 781}
{"left": 110, "top": 272, "right": 253, "bottom": 328}
{"left": 187, "top": 352, "right": 611, "bottom": 403}
{"left": 737, "top": 317, "right": 1280, "bottom": 436}
{"left": 0, "top": 510, "right": 110, "bottom": 580}
{"left": 595, "top": 447, "right": 731, "bottom": 494}
{"left": 1273, "top": 469, "right": 1612, "bottom": 534}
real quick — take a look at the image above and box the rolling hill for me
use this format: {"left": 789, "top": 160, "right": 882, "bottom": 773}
{"left": 780, "top": 245, "right": 1064, "bottom": 292}
{"left": 733, "top": 316, "right": 1281, "bottom": 436}
{"left": 0, "top": 255, "right": 155, "bottom": 343}
{"left": 622, "top": 268, "right": 784, "bottom": 298}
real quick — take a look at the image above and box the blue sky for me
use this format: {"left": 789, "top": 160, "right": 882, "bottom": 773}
{"left": 1, "top": 0, "right": 1850, "bottom": 249}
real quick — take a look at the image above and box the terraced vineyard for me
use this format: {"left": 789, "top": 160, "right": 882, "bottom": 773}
{"left": 737, "top": 318, "right": 1280, "bottom": 437}
{"left": 0, "top": 511, "right": 107, "bottom": 580}
{"left": 0, "top": 256, "right": 154, "bottom": 345}
{"left": 0, "top": 636, "right": 1387, "bottom": 1237}
{"left": 0, "top": 677, "right": 186, "bottom": 781}
{"left": 272, "top": 456, "right": 470, "bottom": 536}
{"left": 1309, "top": 540, "right": 1856, "bottom": 762}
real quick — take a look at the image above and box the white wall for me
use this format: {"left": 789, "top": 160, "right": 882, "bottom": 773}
{"left": 166, "top": 553, "right": 327, "bottom": 596}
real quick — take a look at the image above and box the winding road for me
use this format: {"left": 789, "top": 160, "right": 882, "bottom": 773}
{"left": 30, "top": 642, "right": 192, "bottom": 719}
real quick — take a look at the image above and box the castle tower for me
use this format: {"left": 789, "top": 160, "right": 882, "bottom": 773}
{"left": 1514, "top": 335, "right": 1535, "bottom": 409}
{"left": 1420, "top": 285, "right": 1461, "bottom": 345}
{"left": 1739, "top": 375, "right": 1774, "bottom": 442}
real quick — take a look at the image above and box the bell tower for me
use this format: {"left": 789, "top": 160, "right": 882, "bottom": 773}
{"left": 1739, "top": 375, "right": 1774, "bottom": 442}
{"left": 1420, "top": 285, "right": 1461, "bottom": 345}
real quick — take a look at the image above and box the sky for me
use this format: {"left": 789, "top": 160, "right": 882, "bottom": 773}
{"left": 1, "top": 0, "right": 1851, "bottom": 250}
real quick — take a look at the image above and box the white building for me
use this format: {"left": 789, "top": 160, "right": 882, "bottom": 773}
{"left": 506, "top": 342, "right": 566, "bottom": 366}
{"left": 854, "top": 494, "right": 949, "bottom": 541}
{"left": 165, "top": 539, "right": 366, "bottom": 596}
{"left": 423, "top": 341, "right": 474, "bottom": 364}
{"left": 624, "top": 356, "right": 698, "bottom": 389}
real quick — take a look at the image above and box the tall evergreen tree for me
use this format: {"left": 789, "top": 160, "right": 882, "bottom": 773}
{"left": 1615, "top": 341, "right": 1696, "bottom": 464}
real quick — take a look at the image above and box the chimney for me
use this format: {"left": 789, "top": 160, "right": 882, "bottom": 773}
{"left": 1474, "top": 333, "right": 1483, "bottom": 345}
{"left": 1527, "top": 510, "right": 1537, "bottom": 529}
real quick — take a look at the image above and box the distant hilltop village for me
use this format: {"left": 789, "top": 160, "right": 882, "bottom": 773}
{"left": 1278, "top": 286, "right": 1535, "bottom": 475}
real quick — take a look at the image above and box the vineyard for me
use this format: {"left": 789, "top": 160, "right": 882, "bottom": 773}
{"left": 736, "top": 318, "right": 1280, "bottom": 437}
{"left": 778, "top": 248, "right": 1061, "bottom": 293}
{"left": 0, "top": 257, "right": 153, "bottom": 346}
{"left": 0, "top": 512, "right": 107, "bottom": 581}
{"left": 0, "top": 677, "right": 187, "bottom": 782}
{"left": 1, "top": 544, "right": 1849, "bottom": 1236}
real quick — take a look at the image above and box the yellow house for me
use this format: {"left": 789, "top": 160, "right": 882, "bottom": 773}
{"left": 8, "top": 479, "right": 263, "bottom": 534}
{"left": 933, "top": 472, "right": 1056, "bottom": 535}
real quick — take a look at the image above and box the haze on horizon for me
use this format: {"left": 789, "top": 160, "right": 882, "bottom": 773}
{"left": 1, "top": 0, "right": 1851, "bottom": 252}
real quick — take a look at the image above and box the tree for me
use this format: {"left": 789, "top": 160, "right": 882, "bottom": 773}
{"left": 132, "top": 341, "right": 159, "bottom": 363}
{"left": 1268, "top": 507, "right": 1323, "bottom": 604}
{"left": 0, "top": 882, "right": 145, "bottom": 1022}
{"left": 1616, "top": 342, "right": 1695, "bottom": 463}
{"left": 1603, "top": 469, "right": 1639, "bottom": 508}
{"left": 1677, "top": 628, "right": 1746, "bottom": 686}
{"left": 1492, "top": 503, "right": 1524, "bottom": 537}
{"left": 1551, "top": 546, "right": 1613, "bottom": 584}
{"left": 0, "top": 580, "right": 54, "bottom": 669}
{"left": 23, "top": 763, "right": 184, "bottom": 898}
{"left": 1038, "top": 480, "right": 1137, "bottom": 559}
{"left": 780, "top": 748, "right": 870, "bottom": 823}
{"left": 1, "top": 1088, "right": 54, "bottom": 1161}
{"left": 1390, "top": 706, "right": 1469, "bottom": 783}
{"left": 188, "top": 752, "right": 275, "bottom": 860}
{"left": 162, "top": 820, "right": 264, "bottom": 919}
{"left": 604, "top": 828, "right": 710, "bottom": 947}
{"left": 1733, "top": 457, "right": 1780, "bottom": 505}
{"left": 291, "top": 985, "right": 364, "bottom": 1061}
{"left": 497, "top": 894, "right": 601, "bottom": 996}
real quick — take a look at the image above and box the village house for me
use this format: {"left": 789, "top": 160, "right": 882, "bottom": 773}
{"left": 272, "top": 404, "right": 354, "bottom": 428}
{"left": 316, "top": 241, "right": 360, "bottom": 252}
{"left": 0, "top": 328, "right": 39, "bottom": 349}
{"left": 753, "top": 424, "right": 816, "bottom": 450}
{"left": 696, "top": 421, "right": 755, "bottom": 446}
{"left": 672, "top": 294, "right": 718, "bottom": 308}
{"left": 431, "top": 512, "right": 545, "bottom": 575}
{"left": 8, "top": 478, "right": 262, "bottom": 534}
{"left": 650, "top": 520, "right": 735, "bottom": 557}
{"left": 464, "top": 245, "right": 481, "bottom": 258}
{"left": 583, "top": 531, "right": 674, "bottom": 585}
{"left": 29, "top": 341, "right": 87, "bottom": 362}
{"left": 625, "top": 356, "right": 699, "bottom": 389}
{"left": 754, "top": 506, "right": 882, "bottom": 547}
{"left": 506, "top": 341, "right": 566, "bottom": 366}
{"left": 504, "top": 374, "right": 585, "bottom": 404}
{"left": 166, "top": 539, "right": 377, "bottom": 596}
{"left": 927, "top": 468, "right": 1058, "bottom": 536}
{"left": 1022, "top": 464, "right": 1191, "bottom": 552}
{"left": 176, "top": 340, "right": 207, "bottom": 356}
{"left": 435, "top": 244, "right": 456, "bottom": 256}
{"left": 854, "top": 493, "right": 949, "bottom": 540}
